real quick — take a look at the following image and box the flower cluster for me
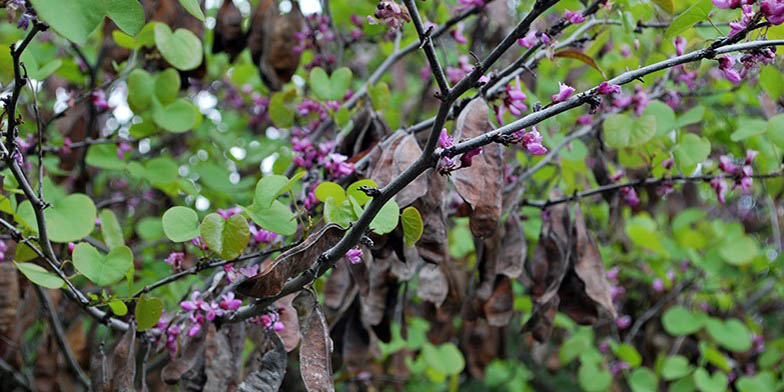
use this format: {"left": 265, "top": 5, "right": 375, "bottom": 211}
{"left": 511, "top": 127, "right": 548, "bottom": 155}
{"left": 223, "top": 263, "right": 259, "bottom": 284}
{"left": 517, "top": 30, "right": 550, "bottom": 49}
{"left": 345, "top": 247, "right": 363, "bottom": 264}
{"left": 551, "top": 82, "right": 575, "bottom": 103}
{"left": 563, "top": 9, "right": 586, "bottom": 24}
{"left": 368, "top": 1, "right": 411, "bottom": 30}
{"left": 612, "top": 85, "right": 650, "bottom": 116}
{"left": 445, "top": 56, "right": 473, "bottom": 85}
{"left": 712, "top": 149, "right": 758, "bottom": 203}
{"left": 164, "top": 252, "right": 184, "bottom": 271}
{"left": 457, "top": 0, "right": 487, "bottom": 11}
{"left": 292, "top": 137, "right": 354, "bottom": 178}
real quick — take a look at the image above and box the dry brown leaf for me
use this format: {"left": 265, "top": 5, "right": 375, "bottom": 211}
{"left": 323, "top": 258, "right": 354, "bottom": 310}
{"left": 413, "top": 169, "right": 448, "bottom": 263}
{"left": 417, "top": 263, "right": 448, "bottom": 306}
{"left": 274, "top": 294, "right": 301, "bottom": 352}
{"left": 461, "top": 319, "right": 502, "bottom": 379}
{"left": 89, "top": 341, "right": 108, "bottom": 392}
{"left": 161, "top": 321, "right": 206, "bottom": 384}
{"left": 213, "top": 0, "right": 247, "bottom": 62}
{"left": 341, "top": 304, "right": 370, "bottom": 374}
{"left": 452, "top": 98, "right": 503, "bottom": 238}
{"left": 0, "top": 262, "right": 19, "bottom": 334}
{"left": 204, "top": 323, "right": 246, "bottom": 391}
{"left": 339, "top": 107, "right": 391, "bottom": 159}
{"left": 248, "top": 0, "right": 304, "bottom": 91}
{"left": 239, "top": 224, "right": 346, "bottom": 297}
{"left": 370, "top": 130, "right": 429, "bottom": 207}
{"left": 238, "top": 331, "right": 287, "bottom": 392}
{"left": 496, "top": 216, "right": 526, "bottom": 279}
{"left": 360, "top": 253, "right": 391, "bottom": 326}
{"left": 299, "top": 296, "right": 335, "bottom": 392}
{"left": 571, "top": 204, "right": 617, "bottom": 318}
{"left": 108, "top": 323, "right": 136, "bottom": 392}
{"left": 483, "top": 276, "right": 514, "bottom": 327}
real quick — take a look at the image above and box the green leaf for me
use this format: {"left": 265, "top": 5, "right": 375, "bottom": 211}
{"left": 644, "top": 101, "right": 675, "bottom": 135}
{"left": 309, "top": 67, "right": 353, "bottom": 101}
{"left": 652, "top": 0, "right": 675, "bottom": 14}
{"left": 760, "top": 66, "right": 784, "bottom": 100}
{"left": 662, "top": 306, "right": 705, "bottom": 336}
{"left": 628, "top": 367, "right": 658, "bottom": 392}
{"left": 269, "top": 91, "right": 295, "bottom": 128}
{"left": 323, "top": 197, "right": 355, "bottom": 228}
{"left": 154, "top": 23, "right": 203, "bottom": 71}
{"left": 614, "top": 344, "right": 642, "bottom": 368}
{"left": 369, "top": 199, "right": 400, "bottom": 234}
{"left": 662, "top": 355, "right": 694, "bottom": 380}
{"left": 16, "top": 194, "right": 97, "bottom": 243}
{"left": 736, "top": 372, "right": 777, "bottom": 392}
{"left": 73, "top": 243, "right": 134, "bottom": 286}
{"left": 135, "top": 296, "right": 163, "bottom": 331}
{"left": 14, "top": 262, "right": 64, "bottom": 289}
{"left": 422, "top": 343, "right": 465, "bottom": 376}
{"left": 767, "top": 114, "right": 784, "bottom": 149}
{"left": 731, "top": 119, "right": 767, "bottom": 141}
{"left": 674, "top": 133, "right": 711, "bottom": 173}
{"left": 254, "top": 175, "right": 289, "bottom": 208}
{"left": 578, "top": 362, "right": 612, "bottom": 392}
{"left": 177, "top": 0, "right": 205, "bottom": 21}
{"left": 244, "top": 201, "right": 298, "bottom": 235}
{"left": 199, "top": 213, "right": 250, "bottom": 260}
{"left": 106, "top": 0, "right": 145, "bottom": 36}
{"left": 127, "top": 69, "right": 155, "bottom": 111}
{"left": 100, "top": 209, "right": 124, "bottom": 249}
{"left": 152, "top": 97, "right": 200, "bottom": 133}
{"left": 162, "top": 206, "right": 200, "bottom": 242}
{"left": 718, "top": 235, "right": 758, "bottom": 265}
{"left": 370, "top": 82, "right": 391, "bottom": 111}
{"left": 705, "top": 318, "right": 752, "bottom": 352}
{"left": 604, "top": 113, "right": 657, "bottom": 148}
{"left": 29, "top": 0, "right": 105, "bottom": 45}
{"left": 401, "top": 207, "right": 424, "bottom": 247}
{"left": 346, "top": 179, "right": 378, "bottom": 206}
{"left": 665, "top": 0, "right": 713, "bottom": 38}
{"left": 155, "top": 68, "right": 181, "bottom": 105}
{"left": 136, "top": 217, "right": 165, "bottom": 242}
{"left": 675, "top": 106, "right": 705, "bottom": 128}
{"left": 113, "top": 30, "right": 140, "bottom": 49}
{"left": 108, "top": 300, "right": 128, "bottom": 316}
{"left": 693, "top": 368, "right": 728, "bottom": 392}
{"left": 86, "top": 144, "right": 127, "bottom": 170}
{"left": 315, "top": 181, "right": 346, "bottom": 204}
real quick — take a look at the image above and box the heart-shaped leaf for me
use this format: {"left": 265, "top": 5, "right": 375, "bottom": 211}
{"left": 154, "top": 23, "right": 203, "bottom": 71}
{"left": 705, "top": 318, "right": 752, "bottom": 352}
{"left": 152, "top": 97, "right": 200, "bottom": 133}
{"left": 73, "top": 243, "right": 133, "bottom": 286}
{"left": 200, "top": 213, "right": 250, "bottom": 260}
{"left": 369, "top": 199, "right": 400, "bottom": 234}
{"left": 254, "top": 175, "right": 289, "bottom": 208}
{"left": 604, "top": 113, "right": 657, "bottom": 148}
{"left": 127, "top": 69, "right": 155, "bottom": 111}
{"left": 136, "top": 296, "right": 163, "bottom": 331}
{"left": 100, "top": 209, "right": 124, "bottom": 249}
{"left": 662, "top": 355, "right": 693, "bottom": 380}
{"left": 422, "top": 343, "right": 465, "bottom": 376}
{"left": 106, "top": 0, "right": 145, "bottom": 36}
{"left": 401, "top": 206, "right": 423, "bottom": 247}
{"left": 662, "top": 306, "right": 706, "bottom": 336}
{"left": 178, "top": 0, "right": 205, "bottom": 21}
{"left": 162, "top": 206, "right": 201, "bottom": 242}
{"left": 315, "top": 181, "right": 346, "bottom": 204}
{"left": 675, "top": 133, "right": 711, "bottom": 173}
{"left": 16, "top": 194, "right": 97, "bottom": 243}
{"left": 347, "top": 179, "right": 378, "bottom": 206}
{"left": 736, "top": 372, "right": 777, "bottom": 392}
{"left": 14, "top": 261, "right": 64, "bottom": 289}
{"left": 693, "top": 368, "right": 728, "bottom": 392}
{"left": 244, "top": 200, "right": 297, "bottom": 236}
{"left": 719, "top": 235, "right": 758, "bottom": 265}
{"left": 29, "top": 0, "right": 105, "bottom": 45}
{"left": 578, "top": 362, "right": 612, "bottom": 392}
{"left": 628, "top": 367, "right": 658, "bottom": 392}
{"left": 309, "top": 67, "right": 352, "bottom": 101}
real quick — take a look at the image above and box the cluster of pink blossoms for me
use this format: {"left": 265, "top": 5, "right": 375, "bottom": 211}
{"left": 368, "top": 1, "right": 410, "bottom": 30}
{"left": 445, "top": 56, "right": 473, "bottom": 85}
{"left": 345, "top": 247, "right": 363, "bottom": 264}
{"left": 518, "top": 30, "right": 550, "bottom": 49}
{"left": 714, "top": 0, "right": 784, "bottom": 26}
{"left": 711, "top": 149, "right": 758, "bottom": 203}
{"left": 178, "top": 291, "right": 243, "bottom": 337}
{"left": 435, "top": 129, "right": 488, "bottom": 174}
{"left": 292, "top": 137, "right": 354, "bottom": 178}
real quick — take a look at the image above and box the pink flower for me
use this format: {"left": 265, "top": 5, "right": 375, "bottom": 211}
{"left": 662, "top": 156, "right": 674, "bottom": 170}
{"left": 438, "top": 128, "right": 454, "bottom": 149}
{"left": 504, "top": 76, "right": 528, "bottom": 116}
{"left": 325, "top": 153, "right": 354, "bottom": 178}
{"left": 450, "top": 24, "right": 468, "bottom": 44}
{"left": 223, "top": 264, "right": 240, "bottom": 283}
{"left": 219, "top": 292, "right": 243, "bottom": 310}
{"left": 710, "top": 177, "right": 729, "bottom": 204}
{"left": 762, "top": 0, "right": 784, "bottom": 25}
{"left": 719, "top": 155, "right": 739, "bottom": 174}
{"left": 619, "top": 186, "right": 639, "bottom": 206}
{"left": 368, "top": 1, "right": 411, "bottom": 30}
{"left": 518, "top": 30, "right": 538, "bottom": 49}
{"left": 674, "top": 36, "right": 686, "bottom": 56}
{"left": 116, "top": 142, "right": 132, "bottom": 160}
{"left": 345, "top": 247, "right": 362, "bottom": 264}
{"left": 458, "top": 0, "right": 487, "bottom": 10}
{"left": 521, "top": 128, "right": 548, "bottom": 155}
{"left": 239, "top": 264, "right": 259, "bottom": 278}
{"left": 597, "top": 81, "right": 621, "bottom": 95}
{"left": 616, "top": 315, "right": 632, "bottom": 329}
{"left": 250, "top": 225, "right": 276, "bottom": 244}
{"left": 606, "top": 267, "right": 619, "bottom": 281}
{"left": 563, "top": 9, "right": 585, "bottom": 24}
{"left": 192, "top": 236, "right": 208, "bottom": 250}
{"left": 460, "top": 147, "right": 483, "bottom": 167}
{"left": 713, "top": 0, "right": 742, "bottom": 8}
{"left": 652, "top": 278, "right": 665, "bottom": 292}
{"left": 551, "top": 82, "right": 574, "bottom": 102}
{"left": 91, "top": 90, "right": 111, "bottom": 110}
{"left": 164, "top": 252, "right": 184, "bottom": 270}
{"left": 68, "top": 242, "right": 76, "bottom": 253}
{"left": 577, "top": 115, "right": 593, "bottom": 125}
{"left": 217, "top": 207, "right": 242, "bottom": 219}
{"left": 736, "top": 164, "right": 754, "bottom": 191}
{"left": 745, "top": 149, "right": 758, "bottom": 165}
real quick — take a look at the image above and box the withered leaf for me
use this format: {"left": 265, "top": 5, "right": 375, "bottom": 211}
{"left": 339, "top": 106, "right": 390, "bottom": 159}
{"left": 0, "top": 262, "right": 19, "bottom": 334}
{"left": 571, "top": 205, "right": 617, "bottom": 319}
{"left": 248, "top": 0, "right": 304, "bottom": 91}
{"left": 417, "top": 263, "right": 448, "bottom": 306}
{"left": 274, "top": 294, "right": 301, "bottom": 352}
{"left": 89, "top": 342, "right": 107, "bottom": 392}
{"left": 204, "top": 323, "right": 246, "bottom": 391}
{"left": 360, "top": 253, "right": 391, "bottom": 326}
{"left": 213, "top": 0, "right": 247, "bottom": 62}
{"left": 239, "top": 224, "right": 346, "bottom": 297}
{"left": 451, "top": 98, "right": 503, "bottom": 238}
{"left": 461, "top": 319, "right": 502, "bottom": 379}
{"left": 483, "top": 276, "right": 514, "bottom": 327}
{"left": 108, "top": 323, "right": 136, "bottom": 392}
{"left": 299, "top": 296, "right": 335, "bottom": 392}
{"left": 496, "top": 216, "right": 526, "bottom": 279}
{"left": 369, "top": 130, "right": 429, "bottom": 207}
{"left": 413, "top": 169, "right": 448, "bottom": 263}
{"left": 238, "top": 331, "right": 287, "bottom": 392}
{"left": 323, "top": 258, "right": 355, "bottom": 311}
{"left": 342, "top": 303, "right": 370, "bottom": 374}
{"left": 161, "top": 321, "right": 206, "bottom": 384}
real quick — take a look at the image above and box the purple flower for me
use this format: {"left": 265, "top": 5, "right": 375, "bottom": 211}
{"left": 345, "top": 247, "right": 363, "bottom": 264}
{"left": 250, "top": 225, "right": 276, "bottom": 244}
{"left": 521, "top": 128, "right": 548, "bottom": 155}
{"left": 719, "top": 155, "right": 739, "bottom": 174}
{"left": 657, "top": 181, "right": 675, "bottom": 197}
{"left": 91, "top": 90, "right": 111, "bottom": 110}
{"left": 518, "top": 30, "right": 538, "bottom": 49}
{"left": 116, "top": 142, "right": 132, "bottom": 160}
{"left": 164, "top": 252, "right": 185, "bottom": 270}
{"left": 606, "top": 267, "right": 619, "bottom": 281}
{"left": 762, "top": 0, "right": 784, "bottom": 25}
{"left": 217, "top": 207, "right": 243, "bottom": 219}
{"left": 577, "top": 114, "right": 593, "bottom": 125}
{"left": 652, "top": 278, "right": 665, "bottom": 292}
{"left": 563, "top": 10, "right": 586, "bottom": 24}
{"left": 437, "top": 156, "right": 459, "bottom": 174}
{"left": 736, "top": 164, "right": 754, "bottom": 191}
{"left": 180, "top": 291, "right": 204, "bottom": 312}
{"left": 458, "top": 0, "right": 487, "bottom": 10}
{"left": 192, "top": 236, "right": 208, "bottom": 250}
{"left": 674, "top": 36, "right": 686, "bottom": 56}
{"left": 632, "top": 85, "right": 650, "bottom": 116}
{"left": 610, "top": 285, "right": 626, "bottom": 301}
{"left": 552, "top": 82, "right": 575, "bottom": 102}
{"left": 745, "top": 149, "right": 758, "bottom": 165}
{"left": 710, "top": 177, "right": 729, "bottom": 204}
{"left": 460, "top": 147, "right": 483, "bottom": 167}
{"left": 187, "top": 314, "right": 203, "bottom": 337}
{"left": 219, "top": 292, "right": 243, "bottom": 311}
{"left": 239, "top": 264, "right": 259, "bottom": 278}
{"left": 200, "top": 301, "right": 223, "bottom": 321}
{"left": 17, "top": 12, "right": 32, "bottom": 30}
{"left": 504, "top": 76, "right": 528, "bottom": 116}
{"left": 718, "top": 55, "right": 742, "bottom": 84}
{"left": 224, "top": 264, "right": 240, "bottom": 283}
{"left": 438, "top": 128, "right": 454, "bottom": 149}
{"left": 450, "top": 23, "right": 468, "bottom": 44}
{"left": 597, "top": 81, "right": 621, "bottom": 95}
{"left": 325, "top": 153, "right": 354, "bottom": 178}
{"left": 368, "top": 1, "right": 411, "bottom": 30}
{"left": 713, "top": 0, "right": 742, "bottom": 8}
{"left": 616, "top": 315, "right": 632, "bottom": 329}
{"left": 619, "top": 186, "right": 639, "bottom": 206}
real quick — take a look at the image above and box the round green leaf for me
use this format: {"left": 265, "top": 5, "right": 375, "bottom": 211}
{"left": 177, "top": 0, "right": 205, "bottom": 21}
{"left": 244, "top": 201, "right": 297, "bottom": 236}
{"left": 200, "top": 213, "right": 250, "bottom": 260}
{"left": 369, "top": 199, "right": 400, "bottom": 234}
{"left": 29, "top": 0, "right": 105, "bottom": 45}
{"left": 662, "top": 306, "right": 705, "bottom": 336}
{"left": 73, "top": 243, "right": 133, "bottom": 286}
{"left": 136, "top": 217, "right": 165, "bottom": 242}
{"left": 675, "top": 133, "right": 711, "bottom": 173}
{"left": 135, "top": 296, "right": 163, "bottom": 331}
{"left": 154, "top": 23, "right": 203, "bottom": 71}
{"left": 254, "top": 175, "right": 289, "bottom": 208}
{"left": 422, "top": 343, "right": 465, "bottom": 376}
{"left": 705, "top": 318, "right": 752, "bottom": 352}
{"left": 662, "top": 355, "right": 693, "bottom": 380}
{"left": 736, "top": 372, "right": 777, "bottom": 392}
{"left": 100, "top": 209, "right": 124, "bottom": 249}
{"left": 604, "top": 113, "right": 657, "bottom": 148}
{"left": 614, "top": 343, "right": 642, "bottom": 368}
{"left": 154, "top": 68, "right": 181, "bottom": 105}
{"left": 315, "top": 181, "right": 346, "bottom": 204}
{"left": 693, "top": 368, "right": 728, "bottom": 392}
{"left": 401, "top": 206, "right": 423, "bottom": 247}
{"left": 144, "top": 157, "right": 179, "bottom": 184}
{"left": 152, "top": 97, "right": 200, "bottom": 133}
{"left": 578, "top": 362, "right": 612, "bottom": 392}
{"left": 108, "top": 300, "right": 128, "bottom": 316}
{"left": 106, "top": 0, "right": 145, "bottom": 37}
{"left": 718, "top": 235, "right": 758, "bottom": 265}
{"left": 643, "top": 101, "right": 675, "bottom": 135}
{"left": 17, "top": 194, "right": 97, "bottom": 243}
{"left": 162, "top": 206, "right": 200, "bottom": 242}
{"left": 628, "top": 367, "right": 658, "bottom": 392}
{"left": 14, "top": 262, "right": 65, "bottom": 289}
{"left": 86, "top": 144, "right": 127, "bottom": 170}
{"left": 268, "top": 91, "right": 295, "bottom": 128}
{"left": 347, "top": 179, "right": 378, "bottom": 206}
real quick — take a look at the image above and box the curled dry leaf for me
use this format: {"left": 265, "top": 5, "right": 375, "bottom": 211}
{"left": 299, "top": 292, "right": 335, "bottom": 392}
{"left": 417, "top": 263, "right": 449, "bottom": 306}
{"left": 452, "top": 98, "right": 504, "bottom": 238}
{"left": 369, "top": 130, "right": 429, "bottom": 207}
{"left": 497, "top": 216, "right": 526, "bottom": 280}
{"left": 323, "top": 258, "right": 355, "bottom": 310}
{"left": 483, "top": 276, "right": 514, "bottom": 327}
{"left": 239, "top": 224, "right": 347, "bottom": 298}
{"left": 248, "top": 0, "right": 304, "bottom": 91}
{"left": 342, "top": 303, "right": 371, "bottom": 374}
{"left": 360, "top": 252, "right": 391, "bottom": 326}
{"left": 274, "top": 293, "right": 301, "bottom": 352}
{"left": 569, "top": 205, "right": 617, "bottom": 318}
{"left": 413, "top": 169, "right": 448, "bottom": 264}
{"left": 461, "top": 319, "right": 503, "bottom": 379}
{"left": 0, "top": 262, "right": 19, "bottom": 334}
{"left": 238, "top": 331, "right": 287, "bottom": 392}
{"left": 204, "top": 322, "right": 246, "bottom": 391}
{"left": 213, "top": 0, "right": 247, "bottom": 62}
{"left": 162, "top": 320, "right": 207, "bottom": 384}
{"left": 108, "top": 322, "right": 136, "bottom": 392}
{"left": 339, "top": 106, "right": 391, "bottom": 160}
{"left": 90, "top": 342, "right": 108, "bottom": 392}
